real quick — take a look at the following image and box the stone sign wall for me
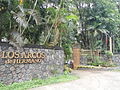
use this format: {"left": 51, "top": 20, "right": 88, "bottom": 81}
{"left": 0, "top": 43, "right": 64, "bottom": 85}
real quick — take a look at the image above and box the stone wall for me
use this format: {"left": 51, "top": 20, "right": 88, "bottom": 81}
{"left": 97, "top": 54, "right": 120, "bottom": 65}
{"left": 80, "top": 54, "right": 120, "bottom": 66}
{"left": 80, "top": 55, "right": 88, "bottom": 65}
{"left": 0, "top": 43, "right": 64, "bottom": 85}
{"left": 112, "top": 54, "right": 120, "bottom": 65}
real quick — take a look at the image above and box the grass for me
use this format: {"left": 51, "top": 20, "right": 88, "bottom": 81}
{"left": 0, "top": 74, "right": 78, "bottom": 90}
{"left": 111, "top": 69, "right": 120, "bottom": 72}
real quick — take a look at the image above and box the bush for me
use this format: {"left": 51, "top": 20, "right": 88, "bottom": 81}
{"left": 64, "top": 65, "right": 72, "bottom": 74}
{"left": 0, "top": 74, "right": 78, "bottom": 90}
{"left": 0, "top": 83, "right": 5, "bottom": 87}
{"left": 105, "top": 51, "right": 113, "bottom": 57}
{"left": 86, "top": 55, "right": 94, "bottom": 63}
{"left": 88, "top": 56, "right": 116, "bottom": 67}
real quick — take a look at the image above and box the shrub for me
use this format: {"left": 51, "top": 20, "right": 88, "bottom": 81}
{"left": 105, "top": 51, "right": 113, "bottom": 57}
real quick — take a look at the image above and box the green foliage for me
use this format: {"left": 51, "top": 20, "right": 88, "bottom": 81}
{"left": 1, "top": 0, "right": 120, "bottom": 60}
{"left": 86, "top": 56, "right": 101, "bottom": 66}
{"left": 0, "top": 74, "right": 78, "bottom": 90}
{"left": 64, "top": 65, "right": 72, "bottom": 74}
{"left": 74, "top": 0, "right": 120, "bottom": 50}
{"left": 0, "top": 11, "right": 10, "bottom": 39}
{"left": 66, "top": 14, "right": 79, "bottom": 21}
{"left": 86, "top": 55, "right": 93, "bottom": 63}
{"left": 89, "top": 61, "right": 116, "bottom": 67}
{"left": 105, "top": 51, "right": 113, "bottom": 57}
{"left": 0, "top": 82, "right": 5, "bottom": 87}
{"left": 88, "top": 56, "right": 116, "bottom": 67}
{"left": 63, "top": 43, "right": 73, "bottom": 61}
{"left": 89, "top": 60, "right": 103, "bottom": 66}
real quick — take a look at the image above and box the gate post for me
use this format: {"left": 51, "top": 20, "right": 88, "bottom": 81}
{"left": 73, "top": 43, "right": 80, "bottom": 70}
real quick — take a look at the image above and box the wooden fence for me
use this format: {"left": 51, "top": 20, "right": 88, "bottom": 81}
{"left": 80, "top": 49, "right": 100, "bottom": 56}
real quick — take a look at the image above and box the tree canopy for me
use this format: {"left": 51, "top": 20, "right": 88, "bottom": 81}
{"left": 1, "top": 0, "right": 120, "bottom": 59}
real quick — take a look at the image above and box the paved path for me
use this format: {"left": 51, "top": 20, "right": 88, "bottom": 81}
{"left": 29, "top": 70, "right": 120, "bottom": 90}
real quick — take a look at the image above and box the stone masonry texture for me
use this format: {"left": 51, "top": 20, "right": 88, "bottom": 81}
{"left": 80, "top": 54, "right": 120, "bottom": 65}
{"left": 0, "top": 43, "right": 64, "bottom": 85}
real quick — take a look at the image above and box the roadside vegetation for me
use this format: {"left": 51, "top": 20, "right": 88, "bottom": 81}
{"left": 0, "top": 74, "right": 78, "bottom": 90}
{"left": 1, "top": 0, "right": 120, "bottom": 88}
{"left": 1, "top": 0, "right": 120, "bottom": 62}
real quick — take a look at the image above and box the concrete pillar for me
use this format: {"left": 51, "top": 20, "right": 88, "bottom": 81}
{"left": 73, "top": 43, "right": 80, "bottom": 70}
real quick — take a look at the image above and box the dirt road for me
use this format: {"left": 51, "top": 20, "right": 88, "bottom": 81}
{"left": 29, "top": 70, "right": 120, "bottom": 90}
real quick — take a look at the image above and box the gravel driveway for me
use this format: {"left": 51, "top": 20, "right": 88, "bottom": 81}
{"left": 29, "top": 70, "right": 120, "bottom": 90}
